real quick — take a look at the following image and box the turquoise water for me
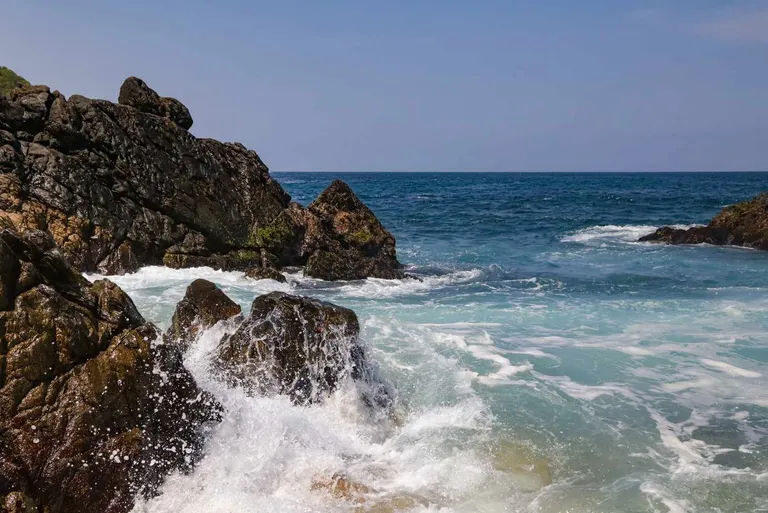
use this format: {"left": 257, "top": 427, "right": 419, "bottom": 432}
{"left": 120, "top": 172, "right": 767, "bottom": 513}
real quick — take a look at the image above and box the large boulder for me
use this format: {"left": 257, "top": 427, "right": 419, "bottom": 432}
{"left": 0, "top": 78, "right": 403, "bottom": 281}
{"left": 640, "top": 192, "right": 768, "bottom": 250}
{"left": 214, "top": 291, "right": 391, "bottom": 406}
{"left": 165, "top": 278, "right": 242, "bottom": 352}
{"left": 0, "top": 229, "right": 219, "bottom": 513}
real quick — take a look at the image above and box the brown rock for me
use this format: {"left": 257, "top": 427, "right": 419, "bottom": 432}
{"left": 244, "top": 265, "right": 286, "bottom": 283}
{"left": 165, "top": 278, "right": 242, "bottom": 352}
{"left": 0, "top": 229, "right": 219, "bottom": 513}
{"left": 639, "top": 192, "right": 768, "bottom": 250}
{"left": 213, "top": 291, "right": 391, "bottom": 406}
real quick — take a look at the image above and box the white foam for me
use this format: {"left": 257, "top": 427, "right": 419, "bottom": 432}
{"left": 561, "top": 224, "right": 699, "bottom": 244}
{"left": 700, "top": 359, "right": 762, "bottom": 378}
{"left": 298, "top": 269, "right": 484, "bottom": 299}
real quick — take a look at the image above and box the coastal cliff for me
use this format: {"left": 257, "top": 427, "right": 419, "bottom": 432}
{"left": 0, "top": 74, "right": 403, "bottom": 280}
{"left": 640, "top": 192, "right": 768, "bottom": 250}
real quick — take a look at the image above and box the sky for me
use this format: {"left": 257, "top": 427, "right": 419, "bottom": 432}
{"left": 1, "top": 1, "right": 767, "bottom": 172}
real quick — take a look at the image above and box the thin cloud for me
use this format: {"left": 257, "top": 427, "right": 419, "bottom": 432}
{"left": 694, "top": 9, "right": 768, "bottom": 43}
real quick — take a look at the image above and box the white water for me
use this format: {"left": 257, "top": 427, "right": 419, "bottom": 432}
{"left": 84, "top": 265, "right": 768, "bottom": 513}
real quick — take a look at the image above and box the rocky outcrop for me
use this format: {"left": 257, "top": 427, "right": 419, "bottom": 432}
{"left": 0, "top": 229, "right": 219, "bottom": 513}
{"left": 214, "top": 291, "right": 392, "bottom": 406}
{"left": 640, "top": 192, "right": 768, "bottom": 250}
{"left": 165, "top": 278, "right": 242, "bottom": 352}
{"left": 0, "top": 77, "right": 403, "bottom": 280}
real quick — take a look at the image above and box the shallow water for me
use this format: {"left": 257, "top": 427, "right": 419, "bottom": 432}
{"left": 115, "top": 172, "right": 767, "bottom": 512}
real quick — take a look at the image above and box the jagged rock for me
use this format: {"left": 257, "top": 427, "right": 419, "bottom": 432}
{"left": 0, "top": 229, "right": 220, "bottom": 513}
{"left": 118, "top": 76, "right": 193, "bottom": 129}
{"left": 165, "top": 278, "right": 242, "bottom": 352}
{"left": 0, "top": 78, "right": 402, "bottom": 280}
{"left": 214, "top": 291, "right": 391, "bottom": 406}
{"left": 640, "top": 192, "right": 768, "bottom": 250}
{"left": 303, "top": 180, "right": 403, "bottom": 280}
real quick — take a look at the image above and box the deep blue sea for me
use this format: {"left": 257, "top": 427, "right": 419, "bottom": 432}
{"left": 119, "top": 172, "right": 768, "bottom": 513}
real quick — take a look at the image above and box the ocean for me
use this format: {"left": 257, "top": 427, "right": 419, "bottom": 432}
{"left": 115, "top": 172, "right": 767, "bottom": 513}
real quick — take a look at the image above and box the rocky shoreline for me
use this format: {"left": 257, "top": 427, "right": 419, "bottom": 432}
{"left": 1, "top": 73, "right": 400, "bottom": 512}
{"left": 0, "top": 76, "right": 404, "bottom": 281}
{"left": 639, "top": 192, "right": 768, "bottom": 250}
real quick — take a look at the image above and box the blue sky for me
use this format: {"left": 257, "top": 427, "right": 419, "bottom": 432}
{"left": 2, "top": 1, "right": 767, "bottom": 171}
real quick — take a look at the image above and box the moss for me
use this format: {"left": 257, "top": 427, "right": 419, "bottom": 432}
{"left": 229, "top": 249, "right": 260, "bottom": 262}
{"left": 0, "top": 66, "right": 29, "bottom": 95}
{"left": 349, "top": 229, "right": 372, "bottom": 244}
{"left": 250, "top": 221, "right": 292, "bottom": 249}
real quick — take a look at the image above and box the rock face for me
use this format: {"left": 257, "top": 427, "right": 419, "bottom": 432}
{"left": 640, "top": 192, "right": 768, "bottom": 250}
{"left": 0, "top": 77, "right": 403, "bottom": 280}
{"left": 0, "top": 229, "right": 219, "bottom": 513}
{"left": 165, "top": 278, "right": 242, "bottom": 352}
{"left": 214, "top": 291, "right": 391, "bottom": 406}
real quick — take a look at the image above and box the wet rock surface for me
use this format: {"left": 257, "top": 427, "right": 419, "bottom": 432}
{"left": 0, "top": 229, "right": 219, "bottom": 513}
{"left": 214, "top": 291, "right": 391, "bottom": 405}
{"left": 0, "top": 78, "right": 402, "bottom": 280}
{"left": 640, "top": 192, "right": 768, "bottom": 250}
{"left": 165, "top": 278, "right": 242, "bottom": 352}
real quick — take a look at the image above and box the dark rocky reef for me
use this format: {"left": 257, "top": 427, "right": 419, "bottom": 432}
{"left": 640, "top": 192, "right": 768, "bottom": 250}
{"left": 0, "top": 77, "right": 403, "bottom": 280}
{"left": 0, "top": 229, "right": 219, "bottom": 513}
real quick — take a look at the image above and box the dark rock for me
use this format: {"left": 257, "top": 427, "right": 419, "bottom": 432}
{"left": 640, "top": 192, "right": 768, "bottom": 250}
{"left": 118, "top": 77, "right": 193, "bottom": 130}
{"left": 166, "top": 278, "right": 242, "bottom": 352}
{"left": 0, "top": 229, "right": 220, "bottom": 513}
{"left": 245, "top": 265, "right": 287, "bottom": 283}
{"left": 214, "top": 291, "right": 391, "bottom": 406}
{"left": 0, "top": 78, "right": 402, "bottom": 281}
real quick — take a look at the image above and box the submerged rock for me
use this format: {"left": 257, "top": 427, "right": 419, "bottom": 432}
{"left": 0, "top": 229, "right": 219, "bottom": 513}
{"left": 214, "top": 291, "right": 391, "bottom": 406}
{"left": 0, "top": 78, "right": 402, "bottom": 280}
{"left": 639, "top": 192, "right": 768, "bottom": 250}
{"left": 165, "top": 278, "right": 242, "bottom": 352}
{"left": 310, "top": 473, "right": 429, "bottom": 511}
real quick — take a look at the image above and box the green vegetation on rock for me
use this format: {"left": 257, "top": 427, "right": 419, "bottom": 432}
{"left": 349, "top": 229, "right": 372, "bottom": 244}
{"left": 0, "top": 66, "right": 29, "bottom": 95}
{"left": 251, "top": 221, "right": 292, "bottom": 248}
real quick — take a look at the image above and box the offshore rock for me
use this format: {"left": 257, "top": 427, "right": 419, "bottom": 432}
{"left": 0, "top": 229, "right": 219, "bottom": 513}
{"left": 0, "top": 78, "right": 402, "bottom": 280}
{"left": 640, "top": 192, "right": 768, "bottom": 250}
{"left": 214, "top": 291, "right": 392, "bottom": 406}
{"left": 165, "top": 278, "right": 242, "bottom": 352}
{"left": 268, "top": 179, "right": 404, "bottom": 281}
